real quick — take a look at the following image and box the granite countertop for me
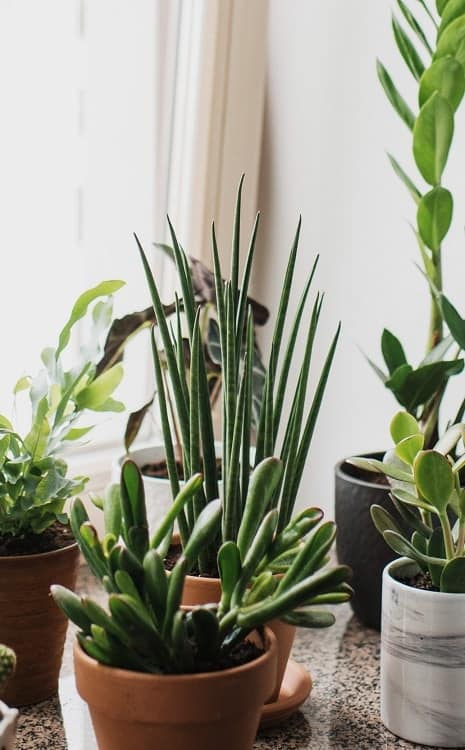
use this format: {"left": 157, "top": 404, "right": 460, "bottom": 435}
{"left": 15, "top": 564, "right": 428, "bottom": 750}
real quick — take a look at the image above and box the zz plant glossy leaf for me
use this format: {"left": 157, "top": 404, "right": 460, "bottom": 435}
{"left": 413, "top": 92, "right": 454, "bottom": 185}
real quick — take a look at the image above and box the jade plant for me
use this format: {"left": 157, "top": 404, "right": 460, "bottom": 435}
{"left": 52, "top": 459, "right": 352, "bottom": 673}
{"left": 0, "top": 646, "right": 15, "bottom": 693}
{"left": 0, "top": 281, "right": 125, "bottom": 539}
{"left": 351, "top": 411, "right": 465, "bottom": 592}
{"left": 371, "top": 0, "right": 465, "bottom": 446}
{"left": 134, "top": 178, "right": 340, "bottom": 574}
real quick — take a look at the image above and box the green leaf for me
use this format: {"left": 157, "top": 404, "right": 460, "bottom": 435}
{"left": 437, "top": 0, "right": 453, "bottom": 14}
{"left": 348, "top": 456, "right": 414, "bottom": 482}
{"left": 414, "top": 450, "right": 454, "bottom": 513}
{"left": 381, "top": 329, "right": 408, "bottom": 374}
{"left": 392, "top": 14, "right": 426, "bottom": 80}
{"left": 387, "top": 154, "right": 421, "bottom": 203}
{"left": 13, "top": 375, "right": 31, "bottom": 394}
{"left": 419, "top": 57, "right": 465, "bottom": 111}
{"left": 57, "top": 280, "right": 125, "bottom": 358}
{"left": 377, "top": 59, "right": 416, "bottom": 129}
{"left": 427, "top": 527, "right": 446, "bottom": 586}
{"left": 413, "top": 92, "right": 454, "bottom": 185}
{"left": 439, "top": 1, "right": 465, "bottom": 37}
{"left": 75, "top": 364, "right": 123, "bottom": 410}
{"left": 383, "top": 529, "right": 444, "bottom": 566}
{"left": 390, "top": 411, "right": 421, "bottom": 442}
{"left": 395, "top": 433, "right": 425, "bottom": 465}
{"left": 391, "top": 487, "right": 435, "bottom": 513}
{"left": 282, "top": 609, "right": 336, "bottom": 628}
{"left": 370, "top": 504, "right": 404, "bottom": 536}
{"left": 394, "top": 360, "right": 464, "bottom": 411}
{"left": 436, "top": 14, "right": 465, "bottom": 64}
{"left": 63, "top": 426, "right": 94, "bottom": 442}
{"left": 440, "top": 556, "right": 465, "bottom": 591}
{"left": 417, "top": 186, "right": 453, "bottom": 251}
{"left": 397, "top": 0, "right": 433, "bottom": 54}
{"left": 440, "top": 293, "right": 465, "bottom": 348}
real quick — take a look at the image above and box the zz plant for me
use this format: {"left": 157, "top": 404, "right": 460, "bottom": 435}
{"left": 135, "top": 178, "right": 340, "bottom": 574}
{"left": 0, "top": 281, "right": 125, "bottom": 538}
{"left": 372, "top": 0, "right": 465, "bottom": 446}
{"left": 52, "top": 459, "right": 352, "bottom": 673}
{"left": 352, "top": 411, "right": 465, "bottom": 592}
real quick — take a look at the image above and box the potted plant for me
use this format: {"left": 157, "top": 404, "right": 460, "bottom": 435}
{"left": 0, "top": 280, "right": 125, "bottom": 705}
{"left": 0, "top": 645, "right": 17, "bottom": 750}
{"left": 351, "top": 410, "right": 465, "bottom": 746}
{"left": 100, "top": 232, "right": 269, "bottom": 535}
{"left": 336, "top": 0, "right": 465, "bottom": 629}
{"left": 52, "top": 459, "right": 352, "bottom": 750}
{"left": 131, "top": 179, "right": 341, "bottom": 699}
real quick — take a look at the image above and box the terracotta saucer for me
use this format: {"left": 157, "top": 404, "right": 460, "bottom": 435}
{"left": 259, "top": 659, "right": 312, "bottom": 728}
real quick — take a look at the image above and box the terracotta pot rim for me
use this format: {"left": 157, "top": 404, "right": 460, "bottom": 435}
{"left": 74, "top": 626, "right": 276, "bottom": 684}
{"left": 0, "top": 539, "right": 78, "bottom": 564}
{"left": 335, "top": 453, "right": 390, "bottom": 491}
{"left": 385, "top": 557, "right": 465, "bottom": 601}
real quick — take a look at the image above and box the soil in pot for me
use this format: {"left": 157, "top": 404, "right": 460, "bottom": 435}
{"left": 397, "top": 570, "right": 438, "bottom": 591}
{"left": 0, "top": 525, "right": 80, "bottom": 706}
{"left": 0, "top": 522, "right": 74, "bottom": 556}
{"left": 74, "top": 628, "right": 277, "bottom": 750}
{"left": 141, "top": 456, "right": 222, "bottom": 481}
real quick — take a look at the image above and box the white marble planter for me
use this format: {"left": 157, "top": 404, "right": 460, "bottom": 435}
{"left": 381, "top": 558, "right": 465, "bottom": 747}
{"left": 0, "top": 701, "right": 18, "bottom": 750}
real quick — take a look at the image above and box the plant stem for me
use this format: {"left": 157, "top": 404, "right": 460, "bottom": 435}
{"left": 426, "top": 248, "right": 443, "bottom": 353}
{"left": 440, "top": 512, "right": 455, "bottom": 560}
{"left": 457, "top": 520, "right": 465, "bottom": 557}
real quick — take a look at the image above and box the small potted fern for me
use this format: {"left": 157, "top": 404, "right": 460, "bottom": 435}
{"left": 352, "top": 412, "right": 465, "bottom": 746}
{"left": 0, "top": 281, "right": 125, "bottom": 706}
{"left": 131, "top": 179, "right": 341, "bottom": 699}
{"left": 52, "top": 459, "right": 352, "bottom": 750}
{"left": 336, "top": 0, "right": 465, "bottom": 630}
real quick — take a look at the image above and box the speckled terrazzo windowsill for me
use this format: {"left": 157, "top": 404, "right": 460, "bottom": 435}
{"left": 14, "top": 563, "right": 431, "bottom": 750}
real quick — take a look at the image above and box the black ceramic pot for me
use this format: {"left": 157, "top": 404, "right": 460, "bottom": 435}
{"left": 335, "top": 453, "right": 396, "bottom": 631}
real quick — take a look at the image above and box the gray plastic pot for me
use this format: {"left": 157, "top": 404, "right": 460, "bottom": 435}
{"left": 334, "top": 453, "right": 395, "bottom": 630}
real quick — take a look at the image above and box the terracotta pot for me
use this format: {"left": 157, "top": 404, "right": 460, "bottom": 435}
{"left": 0, "top": 542, "right": 80, "bottom": 706}
{"left": 74, "top": 628, "right": 277, "bottom": 750}
{"left": 182, "top": 574, "right": 296, "bottom": 702}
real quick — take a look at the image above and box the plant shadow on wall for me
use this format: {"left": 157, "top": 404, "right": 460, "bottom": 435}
{"left": 335, "top": 0, "right": 465, "bottom": 630}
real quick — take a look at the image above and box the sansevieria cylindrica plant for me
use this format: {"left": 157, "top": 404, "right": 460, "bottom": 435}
{"left": 135, "top": 178, "right": 341, "bottom": 574}
{"left": 371, "top": 0, "right": 465, "bottom": 446}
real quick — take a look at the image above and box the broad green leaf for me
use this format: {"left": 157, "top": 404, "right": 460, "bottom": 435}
{"left": 370, "top": 504, "right": 403, "bottom": 536}
{"left": 417, "top": 186, "right": 453, "bottom": 251}
{"left": 439, "top": 1, "right": 465, "bottom": 37}
{"left": 436, "top": 14, "right": 465, "bottom": 64}
{"left": 57, "top": 280, "right": 125, "bottom": 358}
{"left": 13, "top": 375, "right": 31, "bottom": 394}
{"left": 390, "top": 411, "right": 421, "bottom": 442}
{"left": 395, "top": 433, "right": 425, "bottom": 465}
{"left": 381, "top": 329, "right": 408, "bottom": 374}
{"left": 441, "top": 557, "right": 465, "bottom": 591}
{"left": 63, "top": 426, "right": 94, "bottom": 441}
{"left": 75, "top": 364, "right": 124, "bottom": 410}
{"left": 392, "top": 14, "right": 426, "bottom": 80}
{"left": 413, "top": 92, "right": 454, "bottom": 185}
{"left": 427, "top": 527, "right": 446, "bottom": 586}
{"left": 383, "top": 529, "right": 445, "bottom": 567}
{"left": 394, "top": 359, "right": 464, "bottom": 411}
{"left": 437, "top": 0, "right": 453, "bottom": 14}
{"left": 440, "top": 293, "right": 465, "bottom": 348}
{"left": 347, "top": 456, "right": 414, "bottom": 482}
{"left": 419, "top": 57, "right": 465, "bottom": 111}
{"left": 387, "top": 153, "right": 421, "bottom": 203}
{"left": 392, "top": 487, "right": 435, "bottom": 512}
{"left": 385, "top": 363, "right": 413, "bottom": 396}
{"left": 377, "top": 59, "right": 416, "bottom": 129}
{"left": 0, "top": 415, "right": 13, "bottom": 430}
{"left": 414, "top": 450, "right": 453, "bottom": 512}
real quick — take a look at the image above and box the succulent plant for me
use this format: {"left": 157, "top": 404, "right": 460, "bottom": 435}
{"left": 0, "top": 645, "right": 16, "bottom": 693}
{"left": 0, "top": 281, "right": 125, "bottom": 537}
{"left": 52, "top": 459, "right": 352, "bottom": 674}
{"left": 133, "top": 178, "right": 340, "bottom": 574}
{"left": 370, "top": 0, "right": 465, "bottom": 447}
{"left": 351, "top": 411, "right": 465, "bottom": 592}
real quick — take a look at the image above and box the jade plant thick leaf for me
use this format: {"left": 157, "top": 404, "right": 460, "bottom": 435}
{"left": 133, "top": 178, "right": 340, "bottom": 575}
{"left": 370, "top": 0, "right": 465, "bottom": 446}
{"left": 52, "top": 460, "right": 352, "bottom": 674}
{"left": 0, "top": 281, "right": 125, "bottom": 537}
{"left": 351, "top": 411, "right": 465, "bottom": 593}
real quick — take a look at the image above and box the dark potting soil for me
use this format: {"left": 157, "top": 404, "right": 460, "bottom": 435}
{"left": 195, "top": 639, "right": 264, "bottom": 674}
{"left": 164, "top": 543, "right": 219, "bottom": 578}
{"left": 0, "top": 522, "right": 75, "bottom": 557}
{"left": 141, "top": 457, "right": 222, "bottom": 481}
{"left": 397, "top": 570, "right": 439, "bottom": 592}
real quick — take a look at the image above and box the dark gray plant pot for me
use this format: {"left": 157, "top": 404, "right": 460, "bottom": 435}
{"left": 335, "top": 453, "right": 396, "bottom": 631}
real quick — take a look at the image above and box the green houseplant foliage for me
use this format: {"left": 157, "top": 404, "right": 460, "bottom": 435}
{"left": 371, "top": 0, "right": 465, "bottom": 446}
{"left": 351, "top": 411, "right": 465, "bottom": 592}
{"left": 0, "top": 646, "right": 15, "bottom": 694}
{"left": 133, "top": 178, "right": 340, "bottom": 574}
{"left": 52, "top": 459, "right": 352, "bottom": 673}
{"left": 0, "top": 281, "right": 125, "bottom": 538}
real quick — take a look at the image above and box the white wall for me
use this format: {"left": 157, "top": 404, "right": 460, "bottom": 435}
{"left": 253, "top": 0, "right": 465, "bottom": 517}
